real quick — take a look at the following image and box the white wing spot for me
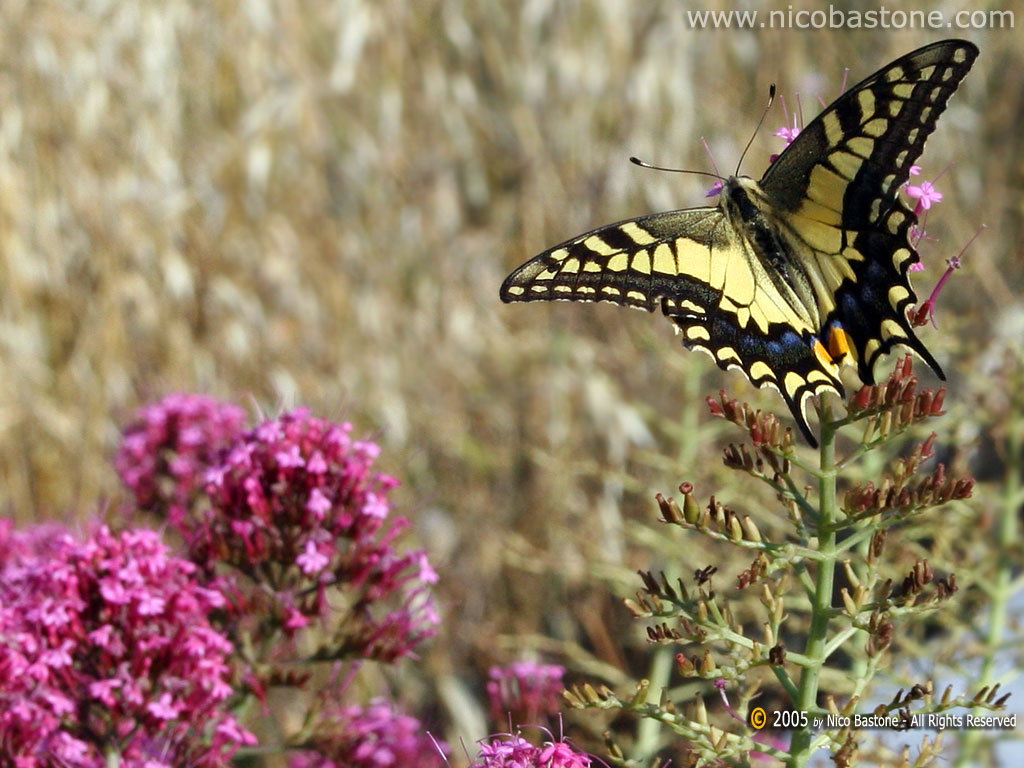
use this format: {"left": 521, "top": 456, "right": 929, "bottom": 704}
{"left": 846, "top": 136, "right": 873, "bottom": 158}
{"left": 749, "top": 361, "right": 773, "bottom": 382}
{"left": 784, "top": 371, "right": 805, "bottom": 398}
{"left": 717, "top": 346, "right": 741, "bottom": 364}
{"left": 888, "top": 284, "right": 910, "bottom": 306}
{"left": 584, "top": 236, "right": 618, "bottom": 256}
{"left": 886, "top": 212, "right": 904, "bottom": 235}
{"left": 653, "top": 243, "right": 676, "bottom": 274}
{"left": 856, "top": 90, "right": 874, "bottom": 117}
{"left": 686, "top": 326, "right": 711, "bottom": 342}
{"left": 891, "top": 247, "right": 913, "bottom": 270}
{"left": 621, "top": 222, "right": 657, "bottom": 245}
{"left": 862, "top": 118, "right": 888, "bottom": 138}
{"left": 881, "top": 318, "right": 904, "bottom": 340}
{"left": 607, "top": 254, "right": 628, "bottom": 272}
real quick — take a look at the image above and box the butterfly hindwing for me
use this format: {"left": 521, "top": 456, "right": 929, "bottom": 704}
{"left": 668, "top": 311, "right": 845, "bottom": 445}
{"left": 501, "top": 40, "right": 978, "bottom": 445}
{"left": 500, "top": 207, "right": 847, "bottom": 444}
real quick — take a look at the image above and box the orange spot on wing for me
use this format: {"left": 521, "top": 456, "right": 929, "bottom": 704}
{"left": 813, "top": 339, "right": 835, "bottom": 372}
{"left": 828, "top": 326, "right": 852, "bottom": 363}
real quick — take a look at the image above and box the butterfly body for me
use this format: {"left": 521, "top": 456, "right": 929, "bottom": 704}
{"left": 500, "top": 40, "right": 978, "bottom": 446}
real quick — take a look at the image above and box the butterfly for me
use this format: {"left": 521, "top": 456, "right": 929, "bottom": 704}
{"left": 500, "top": 40, "right": 978, "bottom": 446}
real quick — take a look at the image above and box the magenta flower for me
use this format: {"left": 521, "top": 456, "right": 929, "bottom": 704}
{"left": 902, "top": 165, "right": 955, "bottom": 253}
{"left": 192, "top": 409, "right": 439, "bottom": 663}
{"left": 773, "top": 123, "right": 800, "bottom": 145}
{"left": 116, "top": 393, "right": 246, "bottom": 526}
{"left": 769, "top": 99, "right": 803, "bottom": 162}
{"left": 905, "top": 180, "right": 943, "bottom": 211}
{"left": 487, "top": 661, "right": 565, "bottom": 726}
{"left": 286, "top": 698, "right": 447, "bottom": 768}
{"left": 0, "top": 523, "right": 254, "bottom": 767}
{"left": 538, "top": 741, "right": 592, "bottom": 768}
{"left": 910, "top": 225, "right": 984, "bottom": 328}
{"left": 470, "top": 731, "right": 591, "bottom": 768}
{"left": 296, "top": 540, "right": 331, "bottom": 575}
{"left": 0, "top": 518, "right": 75, "bottom": 568}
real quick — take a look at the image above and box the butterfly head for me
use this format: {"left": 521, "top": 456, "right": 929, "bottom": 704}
{"left": 719, "top": 176, "right": 770, "bottom": 226}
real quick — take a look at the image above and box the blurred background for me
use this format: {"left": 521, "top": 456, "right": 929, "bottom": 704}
{"left": 1, "top": 1, "right": 1020, "bottom": 764}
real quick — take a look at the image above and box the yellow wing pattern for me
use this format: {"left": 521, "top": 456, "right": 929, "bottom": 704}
{"left": 760, "top": 39, "right": 979, "bottom": 385}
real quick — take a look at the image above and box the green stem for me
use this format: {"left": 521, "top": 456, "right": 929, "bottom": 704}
{"left": 955, "top": 377, "right": 1022, "bottom": 767}
{"left": 635, "top": 646, "right": 674, "bottom": 759}
{"left": 787, "top": 403, "right": 839, "bottom": 767}
{"left": 678, "top": 360, "right": 702, "bottom": 468}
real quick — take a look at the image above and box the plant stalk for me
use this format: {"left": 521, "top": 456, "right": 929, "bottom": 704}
{"left": 787, "top": 404, "right": 839, "bottom": 767}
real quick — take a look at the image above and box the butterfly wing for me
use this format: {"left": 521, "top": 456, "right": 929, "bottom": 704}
{"left": 760, "top": 39, "right": 979, "bottom": 384}
{"left": 500, "top": 208, "right": 728, "bottom": 312}
{"left": 500, "top": 208, "right": 845, "bottom": 445}
{"left": 501, "top": 40, "right": 978, "bottom": 446}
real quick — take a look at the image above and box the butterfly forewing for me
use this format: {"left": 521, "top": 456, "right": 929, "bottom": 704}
{"left": 501, "top": 40, "right": 978, "bottom": 446}
{"left": 500, "top": 208, "right": 729, "bottom": 314}
{"left": 762, "top": 40, "right": 979, "bottom": 384}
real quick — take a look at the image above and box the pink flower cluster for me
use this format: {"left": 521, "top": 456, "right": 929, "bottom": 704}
{"left": 116, "top": 393, "right": 246, "bottom": 527}
{"left": 1, "top": 395, "right": 444, "bottom": 765}
{"left": 287, "top": 698, "right": 447, "bottom": 768}
{"left": 195, "top": 408, "right": 440, "bottom": 663}
{"left": 0, "top": 525, "right": 254, "bottom": 767}
{"left": 470, "top": 732, "right": 591, "bottom": 768}
{"left": 116, "top": 395, "right": 440, "bottom": 665}
{"left": 487, "top": 661, "right": 565, "bottom": 726}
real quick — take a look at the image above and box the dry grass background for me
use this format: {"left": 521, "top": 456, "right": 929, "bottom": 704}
{"left": 1, "top": 0, "right": 1021, "bottom": 761}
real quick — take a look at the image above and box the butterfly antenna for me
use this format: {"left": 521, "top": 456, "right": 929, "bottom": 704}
{"left": 735, "top": 83, "right": 776, "bottom": 176}
{"left": 628, "top": 156, "right": 722, "bottom": 182}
